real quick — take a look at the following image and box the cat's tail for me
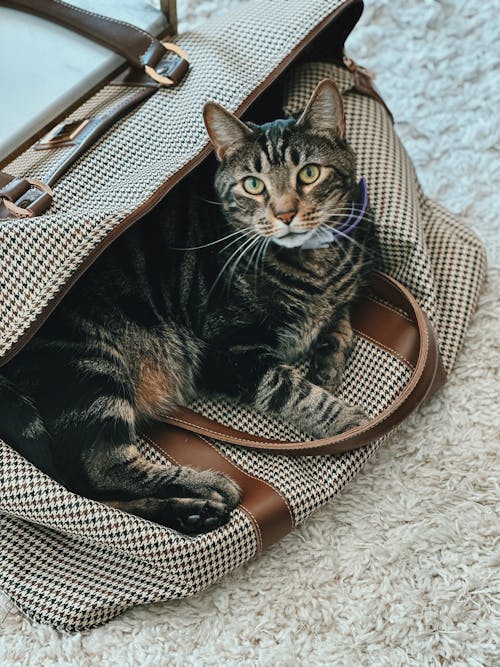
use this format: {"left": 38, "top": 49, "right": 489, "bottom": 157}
{"left": 0, "top": 374, "right": 58, "bottom": 479}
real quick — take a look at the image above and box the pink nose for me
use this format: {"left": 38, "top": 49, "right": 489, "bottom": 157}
{"left": 275, "top": 210, "right": 296, "bottom": 225}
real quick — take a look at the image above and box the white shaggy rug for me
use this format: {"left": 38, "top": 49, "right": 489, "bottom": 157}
{"left": 1, "top": 1, "right": 499, "bottom": 664}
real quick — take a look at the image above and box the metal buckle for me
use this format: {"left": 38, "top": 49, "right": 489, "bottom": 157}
{"left": 37, "top": 118, "right": 90, "bottom": 148}
{"left": 2, "top": 178, "right": 54, "bottom": 218}
{"left": 144, "top": 41, "right": 189, "bottom": 86}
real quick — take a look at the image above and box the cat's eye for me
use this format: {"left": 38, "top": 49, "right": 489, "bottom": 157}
{"left": 242, "top": 176, "right": 265, "bottom": 195}
{"left": 298, "top": 164, "right": 320, "bottom": 185}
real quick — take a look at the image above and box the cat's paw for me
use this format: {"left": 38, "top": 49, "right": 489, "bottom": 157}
{"left": 307, "top": 357, "right": 346, "bottom": 392}
{"left": 159, "top": 469, "right": 242, "bottom": 534}
{"left": 180, "top": 469, "right": 242, "bottom": 510}
{"left": 312, "top": 402, "right": 368, "bottom": 437}
{"left": 169, "top": 497, "right": 236, "bottom": 535}
{"left": 334, "top": 403, "right": 369, "bottom": 432}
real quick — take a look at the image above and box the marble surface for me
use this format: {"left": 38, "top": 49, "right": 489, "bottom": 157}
{"left": 0, "top": 1, "right": 167, "bottom": 161}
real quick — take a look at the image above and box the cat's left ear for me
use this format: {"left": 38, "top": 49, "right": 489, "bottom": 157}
{"left": 203, "top": 102, "right": 253, "bottom": 160}
{"left": 297, "top": 79, "right": 346, "bottom": 140}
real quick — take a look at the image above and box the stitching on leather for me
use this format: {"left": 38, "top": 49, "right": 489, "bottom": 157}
{"left": 52, "top": 0, "right": 155, "bottom": 57}
{"left": 366, "top": 296, "right": 414, "bottom": 323}
{"left": 239, "top": 506, "right": 262, "bottom": 553}
{"left": 352, "top": 328, "right": 414, "bottom": 369}
{"left": 165, "top": 416, "right": 281, "bottom": 448}
{"left": 195, "top": 433, "right": 295, "bottom": 528}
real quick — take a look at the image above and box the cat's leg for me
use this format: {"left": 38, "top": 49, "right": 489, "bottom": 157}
{"left": 26, "top": 339, "right": 240, "bottom": 533}
{"left": 254, "top": 364, "right": 366, "bottom": 438}
{"left": 203, "top": 344, "right": 366, "bottom": 439}
{"left": 88, "top": 445, "right": 241, "bottom": 534}
{"left": 307, "top": 313, "right": 354, "bottom": 391}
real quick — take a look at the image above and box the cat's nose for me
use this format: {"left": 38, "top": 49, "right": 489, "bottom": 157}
{"left": 275, "top": 210, "right": 297, "bottom": 225}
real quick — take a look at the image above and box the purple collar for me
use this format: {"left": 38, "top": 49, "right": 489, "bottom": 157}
{"left": 334, "top": 176, "right": 368, "bottom": 238}
{"left": 300, "top": 177, "right": 369, "bottom": 250}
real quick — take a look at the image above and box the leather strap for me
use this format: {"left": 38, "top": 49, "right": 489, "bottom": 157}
{"left": 161, "top": 272, "right": 446, "bottom": 455}
{"left": 0, "top": 0, "right": 188, "bottom": 84}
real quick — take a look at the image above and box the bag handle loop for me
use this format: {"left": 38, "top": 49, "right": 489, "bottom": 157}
{"left": 0, "top": 0, "right": 187, "bottom": 86}
{"left": 163, "top": 272, "right": 446, "bottom": 456}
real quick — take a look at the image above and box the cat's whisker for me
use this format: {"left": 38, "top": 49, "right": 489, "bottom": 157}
{"left": 207, "top": 233, "right": 260, "bottom": 300}
{"left": 170, "top": 228, "right": 247, "bottom": 251}
{"left": 217, "top": 228, "right": 255, "bottom": 254}
{"left": 320, "top": 223, "right": 378, "bottom": 259}
{"left": 201, "top": 198, "right": 224, "bottom": 206}
{"left": 326, "top": 210, "right": 376, "bottom": 220}
{"left": 260, "top": 237, "right": 272, "bottom": 283}
{"left": 321, "top": 226, "right": 358, "bottom": 270}
{"left": 225, "top": 236, "right": 262, "bottom": 292}
{"left": 247, "top": 236, "right": 264, "bottom": 274}
{"left": 251, "top": 237, "right": 269, "bottom": 291}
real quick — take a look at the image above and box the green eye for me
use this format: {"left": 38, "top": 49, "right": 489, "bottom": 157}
{"left": 243, "top": 176, "right": 265, "bottom": 195}
{"left": 298, "top": 164, "right": 320, "bottom": 185}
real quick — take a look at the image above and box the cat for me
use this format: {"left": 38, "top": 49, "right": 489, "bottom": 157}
{"left": 0, "top": 79, "right": 376, "bottom": 535}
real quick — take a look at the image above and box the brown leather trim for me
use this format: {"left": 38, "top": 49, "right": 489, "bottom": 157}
{"left": 350, "top": 291, "right": 418, "bottom": 369}
{"left": 140, "top": 424, "right": 294, "bottom": 551}
{"left": 159, "top": 272, "right": 446, "bottom": 455}
{"left": 1, "top": 0, "right": 174, "bottom": 69}
{"left": 0, "top": 0, "right": 364, "bottom": 367}
{"left": 0, "top": 174, "right": 28, "bottom": 201}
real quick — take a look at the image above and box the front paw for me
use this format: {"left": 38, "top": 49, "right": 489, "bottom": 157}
{"left": 308, "top": 359, "right": 344, "bottom": 391}
{"left": 333, "top": 403, "right": 369, "bottom": 433}
{"left": 309, "top": 402, "right": 368, "bottom": 438}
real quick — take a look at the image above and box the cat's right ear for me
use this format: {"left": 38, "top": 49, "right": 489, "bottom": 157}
{"left": 203, "top": 102, "right": 253, "bottom": 160}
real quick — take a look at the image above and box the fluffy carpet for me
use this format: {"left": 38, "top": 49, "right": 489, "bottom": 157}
{"left": 1, "top": 0, "right": 498, "bottom": 664}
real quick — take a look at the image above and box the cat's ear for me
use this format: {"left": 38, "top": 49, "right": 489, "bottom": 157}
{"left": 203, "top": 102, "right": 253, "bottom": 160}
{"left": 296, "top": 79, "right": 346, "bottom": 140}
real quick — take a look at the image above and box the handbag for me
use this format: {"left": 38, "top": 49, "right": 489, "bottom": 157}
{"left": 0, "top": 0, "right": 486, "bottom": 631}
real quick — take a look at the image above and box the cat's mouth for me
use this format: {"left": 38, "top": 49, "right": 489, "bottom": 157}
{"left": 271, "top": 227, "right": 316, "bottom": 249}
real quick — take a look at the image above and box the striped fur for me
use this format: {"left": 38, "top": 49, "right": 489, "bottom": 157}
{"left": 0, "top": 80, "right": 376, "bottom": 534}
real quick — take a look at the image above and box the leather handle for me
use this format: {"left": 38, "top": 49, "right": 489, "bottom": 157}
{"left": 0, "top": 0, "right": 187, "bottom": 84}
{"left": 163, "top": 272, "right": 446, "bottom": 456}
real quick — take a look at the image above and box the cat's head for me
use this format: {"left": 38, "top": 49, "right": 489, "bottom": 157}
{"left": 203, "top": 79, "right": 356, "bottom": 249}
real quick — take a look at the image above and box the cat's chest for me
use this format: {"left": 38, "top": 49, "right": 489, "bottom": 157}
{"left": 270, "top": 289, "right": 338, "bottom": 362}
{"left": 275, "top": 313, "right": 325, "bottom": 363}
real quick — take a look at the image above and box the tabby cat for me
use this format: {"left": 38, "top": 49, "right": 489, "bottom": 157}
{"left": 0, "top": 79, "right": 376, "bottom": 534}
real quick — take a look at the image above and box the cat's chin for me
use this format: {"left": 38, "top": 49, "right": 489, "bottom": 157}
{"left": 271, "top": 230, "right": 315, "bottom": 249}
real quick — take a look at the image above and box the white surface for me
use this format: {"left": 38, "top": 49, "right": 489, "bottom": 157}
{"left": 0, "top": 1, "right": 166, "bottom": 161}
{"left": 0, "top": 0, "right": 499, "bottom": 664}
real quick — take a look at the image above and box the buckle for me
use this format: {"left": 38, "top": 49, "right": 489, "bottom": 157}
{"left": 2, "top": 177, "right": 54, "bottom": 218}
{"left": 36, "top": 118, "right": 90, "bottom": 149}
{"left": 144, "top": 41, "right": 190, "bottom": 86}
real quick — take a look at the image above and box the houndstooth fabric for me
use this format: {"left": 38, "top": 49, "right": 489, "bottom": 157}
{"left": 0, "top": 1, "right": 486, "bottom": 631}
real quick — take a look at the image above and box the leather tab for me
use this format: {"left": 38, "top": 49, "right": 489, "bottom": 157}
{"left": 0, "top": 176, "right": 30, "bottom": 202}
